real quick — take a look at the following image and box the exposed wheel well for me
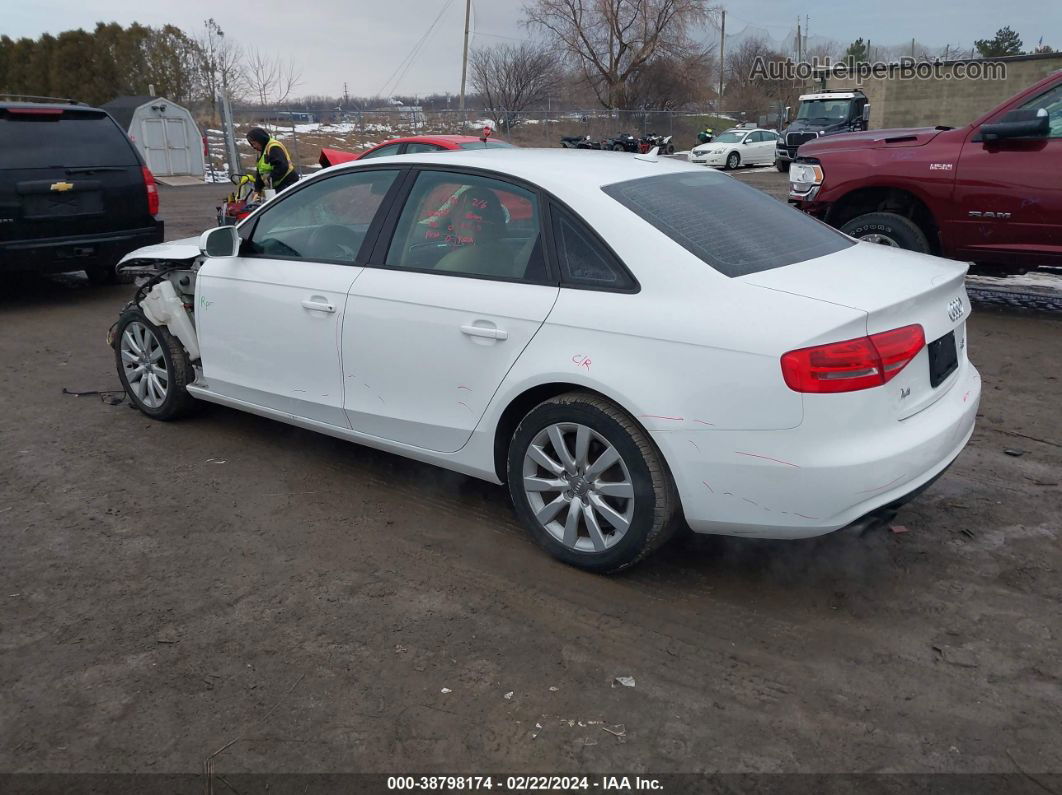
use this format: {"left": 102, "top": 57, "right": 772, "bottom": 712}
{"left": 492, "top": 383, "right": 615, "bottom": 482}
{"left": 827, "top": 188, "right": 941, "bottom": 254}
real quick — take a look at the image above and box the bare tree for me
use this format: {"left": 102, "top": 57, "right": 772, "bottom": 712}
{"left": 525, "top": 0, "right": 715, "bottom": 109}
{"left": 470, "top": 41, "right": 560, "bottom": 128}
{"left": 245, "top": 47, "right": 302, "bottom": 107}
{"left": 196, "top": 18, "right": 245, "bottom": 114}
{"left": 724, "top": 37, "right": 799, "bottom": 119}
{"left": 624, "top": 49, "right": 714, "bottom": 110}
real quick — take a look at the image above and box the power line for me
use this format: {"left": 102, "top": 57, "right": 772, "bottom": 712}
{"left": 376, "top": 0, "right": 457, "bottom": 98}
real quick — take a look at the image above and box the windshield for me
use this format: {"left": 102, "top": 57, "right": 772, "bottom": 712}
{"left": 457, "top": 140, "right": 514, "bottom": 150}
{"left": 713, "top": 131, "right": 745, "bottom": 143}
{"left": 602, "top": 171, "right": 852, "bottom": 277}
{"left": 796, "top": 99, "right": 855, "bottom": 122}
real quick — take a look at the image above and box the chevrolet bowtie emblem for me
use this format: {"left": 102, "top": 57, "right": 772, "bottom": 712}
{"left": 50, "top": 181, "right": 74, "bottom": 193}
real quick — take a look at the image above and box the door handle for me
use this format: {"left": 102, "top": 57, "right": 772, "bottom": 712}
{"left": 302, "top": 299, "right": 336, "bottom": 313}
{"left": 461, "top": 323, "right": 507, "bottom": 340}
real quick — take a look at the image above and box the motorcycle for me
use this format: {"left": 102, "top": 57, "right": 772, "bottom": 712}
{"left": 640, "top": 134, "right": 675, "bottom": 155}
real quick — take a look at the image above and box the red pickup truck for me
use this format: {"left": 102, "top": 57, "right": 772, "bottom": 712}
{"left": 789, "top": 71, "right": 1062, "bottom": 271}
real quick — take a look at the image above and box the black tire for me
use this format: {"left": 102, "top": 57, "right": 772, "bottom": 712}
{"left": 506, "top": 391, "right": 681, "bottom": 573}
{"left": 725, "top": 151, "right": 740, "bottom": 170}
{"left": 840, "top": 212, "right": 931, "bottom": 253}
{"left": 113, "top": 308, "right": 197, "bottom": 421}
{"left": 665, "top": 144, "right": 675, "bottom": 155}
{"left": 775, "top": 159, "right": 789, "bottom": 172}
{"left": 612, "top": 143, "right": 626, "bottom": 151}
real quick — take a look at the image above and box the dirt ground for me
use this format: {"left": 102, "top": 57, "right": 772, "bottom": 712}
{"left": 1, "top": 172, "right": 1060, "bottom": 785}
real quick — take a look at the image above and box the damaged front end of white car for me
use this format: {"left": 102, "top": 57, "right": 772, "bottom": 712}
{"left": 106, "top": 227, "right": 237, "bottom": 419}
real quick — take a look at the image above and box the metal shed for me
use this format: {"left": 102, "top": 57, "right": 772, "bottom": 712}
{"left": 103, "top": 95, "right": 205, "bottom": 177}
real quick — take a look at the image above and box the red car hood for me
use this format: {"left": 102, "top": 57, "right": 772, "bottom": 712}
{"left": 799, "top": 127, "right": 948, "bottom": 155}
{"left": 319, "top": 147, "right": 359, "bottom": 167}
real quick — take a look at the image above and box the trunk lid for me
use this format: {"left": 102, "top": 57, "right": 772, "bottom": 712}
{"left": 742, "top": 242, "right": 971, "bottom": 418}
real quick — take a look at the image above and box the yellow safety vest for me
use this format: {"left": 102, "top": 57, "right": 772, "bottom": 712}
{"left": 256, "top": 137, "right": 295, "bottom": 185}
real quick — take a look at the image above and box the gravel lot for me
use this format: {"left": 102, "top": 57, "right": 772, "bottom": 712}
{"left": 1, "top": 170, "right": 1060, "bottom": 786}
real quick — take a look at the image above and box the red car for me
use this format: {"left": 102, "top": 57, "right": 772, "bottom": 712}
{"left": 789, "top": 70, "right": 1062, "bottom": 271}
{"left": 319, "top": 134, "right": 513, "bottom": 168}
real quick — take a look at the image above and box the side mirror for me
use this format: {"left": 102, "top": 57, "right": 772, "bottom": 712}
{"left": 980, "top": 108, "right": 1049, "bottom": 142}
{"left": 784, "top": 106, "right": 791, "bottom": 122}
{"left": 200, "top": 225, "right": 240, "bottom": 258}
{"left": 861, "top": 104, "right": 871, "bottom": 123}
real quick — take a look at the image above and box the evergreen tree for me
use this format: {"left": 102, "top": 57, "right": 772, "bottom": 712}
{"left": 974, "top": 26, "right": 1024, "bottom": 57}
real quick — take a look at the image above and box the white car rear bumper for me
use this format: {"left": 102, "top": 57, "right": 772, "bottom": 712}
{"left": 653, "top": 360, "right": 982, "bottom": 539}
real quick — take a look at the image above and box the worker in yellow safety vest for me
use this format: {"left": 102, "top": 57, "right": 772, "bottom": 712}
{"left": 246, "top": 127, "right": 299, "bottom": 193}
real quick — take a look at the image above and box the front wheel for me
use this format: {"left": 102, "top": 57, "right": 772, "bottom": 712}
{"left": 612, "top": 143, "right": 626, "bottom": 151}
{"left": 840, "top": 212, "right": 930, "bottom": 253}
{"left": 775, "top": 159, "right": 789, "bottom": 172}
{"left": 114, "top": 309, "right": 197, "bottom": 420}
{"left": 725, "top": 151, "right": 740, "bottom": 170}
{"left": 507, "top": 392, "right": 680, "bottom": 573}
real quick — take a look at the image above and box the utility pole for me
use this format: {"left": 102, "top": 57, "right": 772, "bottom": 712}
{"left": 458, "top": 0, "right": 471, "bottom": 112}
{"left": 718, "top": 9, "right": 725, "bottom": 110}
{"left": 805, "top": 15, "right": 809, "bottom": 59}
{"left": 796, "top": 18, "right": 802, "bottom": 61}
{"left": 214, "top": 25, "right": 240, "bottom": 179}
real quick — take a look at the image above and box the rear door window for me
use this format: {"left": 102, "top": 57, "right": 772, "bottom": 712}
{"left": 1, "top": 110, "right": 139, "bottom": 169}
{"left": 602, "top": 171, "right": 853, "bottom": 276}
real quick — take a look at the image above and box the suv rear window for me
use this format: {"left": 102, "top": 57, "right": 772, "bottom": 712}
{"left": 0, "top": 109, "right": 139, "bottom": 170}
{"left": 601, "top": 171, "right": 852, "bottom": 277}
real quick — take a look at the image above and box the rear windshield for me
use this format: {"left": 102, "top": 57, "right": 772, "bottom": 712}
{"left": 0, "top": 110, "right": 139, "bottom": 169}
{"left": 601, "top": 171, "right": 852, "bottom": 277}
{"left": 456, "top": 140, "right": 514, "bottom": 150}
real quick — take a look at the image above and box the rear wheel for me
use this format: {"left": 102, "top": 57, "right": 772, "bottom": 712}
{"left": 507, "top": 392, "right": 680, "bottom": 573}
{"left": 612, "top": 143, "right": 626, "bottom": 151}
{"left": 114, "top": 309, "right": 197, "bottom": 420}
{"left": 725, "top": 151, "right": 741, "bottom": 170}
{"left": 840, "top": 212, "right": 930, "bottom": 253}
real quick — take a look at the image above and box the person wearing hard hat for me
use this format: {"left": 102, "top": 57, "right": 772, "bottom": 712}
{"left": 246, "top": 127, "right": 299, "bottom": 194}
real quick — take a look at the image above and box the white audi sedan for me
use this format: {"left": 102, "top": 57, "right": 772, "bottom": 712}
{"left": 113, "top": 149, "right": 980, "bottom": 572}
{"left": 689, "top": 128, "right": 780, "bottom": 169}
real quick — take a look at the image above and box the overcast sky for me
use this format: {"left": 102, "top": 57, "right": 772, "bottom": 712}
{"left": 7, "top": 0, "right": 1057, "bottom": 98}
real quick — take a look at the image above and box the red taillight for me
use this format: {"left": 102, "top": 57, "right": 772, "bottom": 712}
{"left": 142, "top": 166, "right": 159, "bottom": 216}
{"left": 781, "top": 324, "right": 925, "bottom": 393}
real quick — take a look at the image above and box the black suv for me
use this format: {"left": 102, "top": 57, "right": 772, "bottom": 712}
{"left": 0, "top": 97, "right": 164, "bottom": 283}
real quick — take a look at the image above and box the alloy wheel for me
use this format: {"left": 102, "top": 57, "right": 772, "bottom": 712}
{"left": 861, "top": 233, "right": 901, "bottom": 247}
{"left": 120, "top": 321, "right": 168, "bottom": 409}
{"left": 522, "top": 422, "right": 636, "bottom": 552}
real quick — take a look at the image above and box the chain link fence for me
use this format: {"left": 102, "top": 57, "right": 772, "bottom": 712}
{"left": 202, "top": 107, "right": 773, "bottom": 180}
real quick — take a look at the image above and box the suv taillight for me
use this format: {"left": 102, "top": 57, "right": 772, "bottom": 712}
{"left": 781, "top": 324, "right": 925, "bottom": 393}
{"left": 142, "top": 166, "right": 159, "bottom": 216}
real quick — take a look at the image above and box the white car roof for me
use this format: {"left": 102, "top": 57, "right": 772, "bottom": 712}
{"left": 326, "top": 148, "right": 696, "bottom": 196}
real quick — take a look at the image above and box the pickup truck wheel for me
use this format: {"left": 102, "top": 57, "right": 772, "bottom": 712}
{"left": 725, "top": 152, "right": 741, "bottom": 170}
{"left": 114, "top": 309, "right": 196, "bottom": 421}
{"left": 507, "top": 392, "right": 681, "bottom": 574}
{"left": 840, "top": 212, "right": 930, "bottom": 253}
{"left": 775, "top": 159, "right": 789, "bottom": 172}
